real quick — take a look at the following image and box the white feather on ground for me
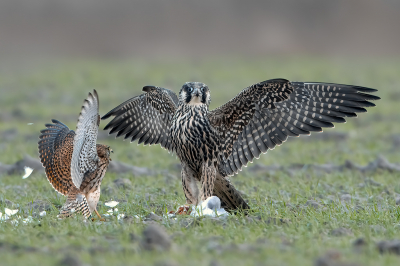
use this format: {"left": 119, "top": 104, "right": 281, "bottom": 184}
{"left": 104, "top": 201, "right": 119, "bottom": 207}
{"left": 22, "top": 166, "right": 33, "bottom": 179}
{"left": 191, "top": 196, "right": 228, "bottom": 217}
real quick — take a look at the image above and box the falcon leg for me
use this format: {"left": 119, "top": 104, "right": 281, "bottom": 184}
{"left": 173, "top": 164, "right": 199, "bottom": 215}
{"left": 200, "top": 161, "right": 216, "bottom": 201}
{"left": 94, "top": 209, "right": 106, "bottom": 222}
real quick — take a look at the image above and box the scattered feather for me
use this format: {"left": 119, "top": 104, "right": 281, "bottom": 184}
{"left": 22, "top": 216, "right": 33, "bottom": 224}
{"left": 5, "top": 208, "right": 18, "bottom": 216}
{"left": 105, "top": 201, "right": 119, "bottom": 207}
{"left": 39, "top": 211, "right": 46, "bottom": 217}
{"left": 27, "top": 123, "right": 34, "bottom": 125}
{"left": 191, "top": 196, "right": 229, "bottom": 218}
{"left": 22, "top": 166, "right": 33, "bottom": 179}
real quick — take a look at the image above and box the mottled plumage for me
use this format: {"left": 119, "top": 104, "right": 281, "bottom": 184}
{"left": 102, "top": 79, "right": 379, "bottom": 212}
{"left": 38, "top": 90, "right": 112, "bottom": 219}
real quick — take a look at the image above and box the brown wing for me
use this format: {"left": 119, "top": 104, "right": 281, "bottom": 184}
{"left": 38, "top": 119, "right": 75, "bottom": 195}
{"left": 101, "top": 86, "right": 178, "bottom": 151}
{"left": 208, "top": 79, "right": 380, "bottom": 176}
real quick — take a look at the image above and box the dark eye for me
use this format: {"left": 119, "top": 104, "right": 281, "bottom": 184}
{"left": 188, "top": 87, "right": 193, "bottom": 93}
{"left": 201, "top": 87, "right": 205, "bottom": 92}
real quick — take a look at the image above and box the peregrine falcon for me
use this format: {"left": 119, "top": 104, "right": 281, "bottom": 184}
{"left": 38, "top": 90, "right": 113, "bottom": 220}
{"left": 102, "top": 79, "right": 379, "bottom": 212}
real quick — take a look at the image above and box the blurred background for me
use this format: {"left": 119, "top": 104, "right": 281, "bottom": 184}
{"left": 0, "top": 0, "right": 399, "bottom": 65}
{"left": 0, "top": 0, "right": 398, "bottom": 167}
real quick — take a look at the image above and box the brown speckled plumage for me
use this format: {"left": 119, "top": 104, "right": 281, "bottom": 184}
{"left": 38, "top": 90, "right": 112, "bottom": 219}
{"left": 102, "top": 79, "right": 380, "bottom": 212}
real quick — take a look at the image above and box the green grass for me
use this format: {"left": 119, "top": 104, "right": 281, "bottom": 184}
{"left": 0, "top": 57, "right": 399, "bottom": 265}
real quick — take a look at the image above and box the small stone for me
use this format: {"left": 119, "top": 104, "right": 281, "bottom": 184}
{"left": 0, "top": 199, "right": 15, "bottom": 206}
{"left": 395, "top": 197, "right": 400, "bottom": 205}
{"left": 330, "top": 227, "right": 353, "bottom": 236}
{"left": 145, "top": 212, "right": 162, "bottom": 222}
{"left": 141, "top": 224, "right": 171, "bottom": 251}
{"left": 340, "top": 194, "right": 352, "bottom": 203}
{"left": 113, "top": 178, "right": 132, "bottom": 189}
{"left": 25, "top": 200, "right": 52, "bottom": 214}
{"left": 264, "top": 217, "right": 291, "bottom": 225}
{"left": 377, "top": 240, "right": 400, "bottom": 255}
{"left": 314, "top": 250, "right": 341, "bottom": 266}
{"left": 353, "top": 238, "right": 367, "bottom": 247}
{"left": 59, "top": 255, "right": 82, "bottom": 266}
{"left": 365, "top": 178, "right": 381, "bottom": 187}
{"left": 305, "top": 200, "right": 320, "bottom": 209}
{"left": 209, "top": 261, "right": 222, "bottom": 266}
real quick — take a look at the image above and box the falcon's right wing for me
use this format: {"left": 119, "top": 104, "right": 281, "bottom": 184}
{"left": 101, "top": 86, "right": 179, "bottom": 152}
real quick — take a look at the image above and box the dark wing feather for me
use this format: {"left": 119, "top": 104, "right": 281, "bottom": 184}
{"left": 38, "top": 119, "right": 75, "bottom": 195}
{"left": 209, "top": 80, "right": 380, "bottom": 176}
{"left": 208, "top": 79, "right": 295, "bottom": 160}
{"left": 101, "top": 86, "right": 178, "bottom": 152}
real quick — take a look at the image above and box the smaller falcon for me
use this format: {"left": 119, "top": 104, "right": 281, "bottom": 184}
{"left": 38, "top": 90, "right": 112, "bottom": 220}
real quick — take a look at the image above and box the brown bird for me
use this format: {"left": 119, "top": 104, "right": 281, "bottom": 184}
{"left": 102, "top": 79, "right": 379, "bottom": 213}
{"left": 38, "top": 90, "right": 112, "bottom": 220}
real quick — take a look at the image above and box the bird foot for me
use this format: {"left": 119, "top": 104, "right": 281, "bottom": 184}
{"left": 169, "top": 205, "right": 192, "bottom": 215}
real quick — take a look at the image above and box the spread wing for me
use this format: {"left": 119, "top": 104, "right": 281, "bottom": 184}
{"left": 208, "top": 79, "right": 380, "bottom": 176}
{"left": 101, "top": 86, "right": 178, "bottom": 151}
{"left": 70, "top": 90, "right": 100, "bottom": 189}
{"left": 38, "top": 120, "right": 75, "bottom": 195}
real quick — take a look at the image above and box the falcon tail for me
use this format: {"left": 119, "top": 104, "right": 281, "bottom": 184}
{"left": 213, "top": 173, "right": 250, "bottom": 212}
{"left": 59, "top": 188, "right": 91, "bottom": 218}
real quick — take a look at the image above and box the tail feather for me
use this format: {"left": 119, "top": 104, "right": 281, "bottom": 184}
{"left": 213, "top": 173, "right": 249, "bottom": 212}
{"left": 58, "top": 189, "right": 91, "bottom": 218}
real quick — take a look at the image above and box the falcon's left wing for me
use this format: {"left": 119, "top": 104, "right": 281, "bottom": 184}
{"left": 208, "top": 79, "right": 380, "bottom": 176}
{"left": 70, "top": 90, "right": 100, "bottom": 189}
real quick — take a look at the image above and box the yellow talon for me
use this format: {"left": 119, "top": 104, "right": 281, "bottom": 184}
{"left": 94, "top": 209, "right": 105, "bottom": 221}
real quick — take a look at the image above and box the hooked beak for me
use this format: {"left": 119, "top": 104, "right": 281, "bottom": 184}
{"left": 193, "top": 88, "right": 200, "bottom": 97}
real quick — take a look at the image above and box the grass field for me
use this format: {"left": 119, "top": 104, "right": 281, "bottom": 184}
{"left": 0, "top": 57, "right": 399, "bottom": 265}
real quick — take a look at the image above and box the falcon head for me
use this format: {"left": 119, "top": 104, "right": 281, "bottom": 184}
{"left": 97, "top": 144, "right": 113, "bottom": 161}
{"left": 179, "top": 82, "right": 211, "bottom": 106}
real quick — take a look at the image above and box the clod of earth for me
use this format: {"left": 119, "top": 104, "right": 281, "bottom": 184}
{"left": 141, "top": 224, "right": 171, "bottom": 251}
